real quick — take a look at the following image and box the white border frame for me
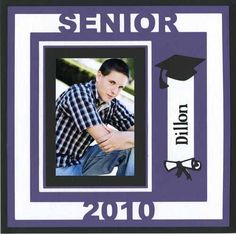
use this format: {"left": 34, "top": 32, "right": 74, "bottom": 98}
{"left": 13, "top": 12, "right": 224, "bottom": 220}
{"left": 39, "top": 41, "right": 153, "bottom": 192}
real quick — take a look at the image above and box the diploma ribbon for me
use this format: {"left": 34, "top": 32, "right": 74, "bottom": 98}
{"left": 164, "top": 158, "right": 201, "bottom": 180}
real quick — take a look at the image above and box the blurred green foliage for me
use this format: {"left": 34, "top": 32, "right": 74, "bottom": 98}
{"left": 56, "top": 58, "right": 95, "bottom": 86}
{"left": 56, "top": 58, "right": 134, "bottom": 96}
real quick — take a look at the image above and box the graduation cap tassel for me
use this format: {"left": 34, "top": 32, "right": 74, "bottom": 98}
{"left": 159, "top": 68, "right": 169, "bottom": 89}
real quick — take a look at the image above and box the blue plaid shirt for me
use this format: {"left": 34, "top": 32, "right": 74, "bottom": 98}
{"left": 56, "top": 80, "right": 134, "bottom": 167}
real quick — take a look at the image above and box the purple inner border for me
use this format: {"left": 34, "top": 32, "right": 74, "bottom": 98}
{"left": 30, "top": 32, "right": 207, "bottom": 203}
{"left": 7, "top": 6, "right": 230, "bottom": 228}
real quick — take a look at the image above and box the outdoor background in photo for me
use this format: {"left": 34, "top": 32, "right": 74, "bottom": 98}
{"left": 56, "top": 58, "right": 135, "bottom": 113}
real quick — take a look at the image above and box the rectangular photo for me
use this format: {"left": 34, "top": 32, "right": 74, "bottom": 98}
{"left": 55, "top": 58, "right": 135, "bottom": 177}
{"left": 44, "top": 46, "right": 146, "bottom": 187}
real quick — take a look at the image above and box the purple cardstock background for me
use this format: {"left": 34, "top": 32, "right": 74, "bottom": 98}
{"left": 7, "top": 6, "right": 230, "bottom": 228}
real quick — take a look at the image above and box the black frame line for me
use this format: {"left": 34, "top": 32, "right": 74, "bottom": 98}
{"left": 1, "top": 0, "right": 236, "bottom": 233}
{"left": 45, "top": 47, "right": 146, "bottom": 187}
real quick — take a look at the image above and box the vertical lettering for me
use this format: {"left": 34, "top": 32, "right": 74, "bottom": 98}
{"left": 179, "top": 104, "right": 188, "bottom": 113}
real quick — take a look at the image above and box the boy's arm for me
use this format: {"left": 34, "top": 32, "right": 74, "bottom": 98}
{"left": 87, "top": 124, "right": 134, "bottom": 153}
{"left": 97, "top": 131, "right": 134, "bottom": 153}
{"left": 87, "top": 124, "right": 110, "bottom": 142}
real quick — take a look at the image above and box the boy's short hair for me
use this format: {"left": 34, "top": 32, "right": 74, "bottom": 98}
{"left": 99, "top": 58, "right": 130, "bottom": 79}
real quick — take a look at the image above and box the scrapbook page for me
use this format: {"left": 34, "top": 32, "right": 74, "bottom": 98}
{"left": 1, "top": 0, "right": 236, "bottom": 233}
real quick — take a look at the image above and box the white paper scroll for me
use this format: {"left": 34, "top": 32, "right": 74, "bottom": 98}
{"left": 165, "top": 77, "right": 201, "bottom": 180}
{"left": 168, "top": 77, "right": 194, "bottom": 161}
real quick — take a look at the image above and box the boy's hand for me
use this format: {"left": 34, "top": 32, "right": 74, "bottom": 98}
{"left": 97, "top": 131, "right": 134, "bottom": 152}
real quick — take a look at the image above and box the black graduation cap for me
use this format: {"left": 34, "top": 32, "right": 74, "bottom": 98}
{"left": 156, "top": 55, "right": 205, "bottom": 89}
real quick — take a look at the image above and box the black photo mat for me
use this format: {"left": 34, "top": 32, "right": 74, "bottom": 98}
{"left": 45, "top": 47, "right": 146, "bottom": 187}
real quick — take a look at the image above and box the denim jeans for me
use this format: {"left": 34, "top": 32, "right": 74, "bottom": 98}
{"left": 56, "top": 145, "right": 134, "bottom": 176}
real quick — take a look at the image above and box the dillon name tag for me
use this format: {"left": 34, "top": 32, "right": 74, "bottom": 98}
{"left": 173, "top": 104, "right": 188, "bottom": 145}
{"left": 156, "top": 54, "right": 204, "bottom": 180}
{"left": 168, "top": 78, "right": 194, "bottom": 163}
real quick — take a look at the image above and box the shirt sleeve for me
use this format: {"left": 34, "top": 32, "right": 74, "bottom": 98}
{"left": 108, "top": 100, "right": 134, "bottom": 131}
{"left": 66, "top": 86, "right": 103, "bottom": 132}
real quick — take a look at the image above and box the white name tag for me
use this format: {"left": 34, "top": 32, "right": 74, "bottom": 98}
{"left": 167, "top": 77, "right": 194, "bottom": 161}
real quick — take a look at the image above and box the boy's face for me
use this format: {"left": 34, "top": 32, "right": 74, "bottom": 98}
{"left": 96, "top": 70, "right": 128, "bottom": 102}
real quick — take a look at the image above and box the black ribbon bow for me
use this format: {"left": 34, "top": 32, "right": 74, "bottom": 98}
{"left": 164, "top": 158, "right": 201, "bottom": 180}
